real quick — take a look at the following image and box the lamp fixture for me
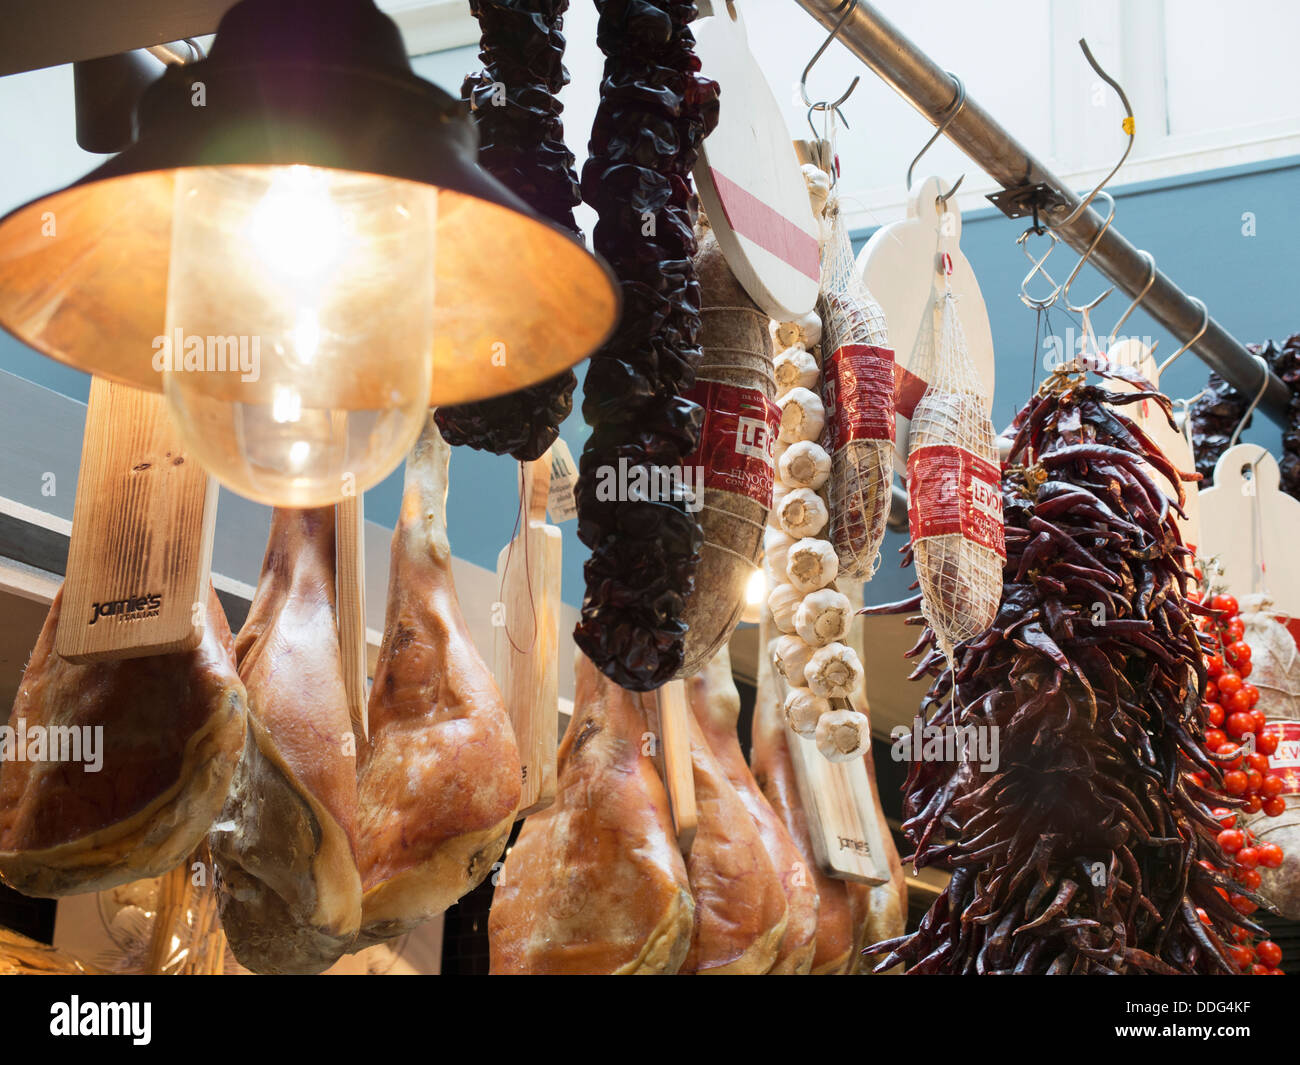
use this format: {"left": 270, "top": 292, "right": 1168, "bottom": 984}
{"left": 0, "top": 0, "right": 618, "bottom": 506}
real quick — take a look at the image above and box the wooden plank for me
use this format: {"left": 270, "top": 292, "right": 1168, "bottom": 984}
{"left": 55, "top": 378, "right": 218, "bottom": 662}
{"left": 336, "top": 494, "right": 369, "bottom": 737}
{"left": 493, "top": 455, "right": 561, "bottom": 819}
{"left": 655, "top": 679, "right": 698, "bottom": 853}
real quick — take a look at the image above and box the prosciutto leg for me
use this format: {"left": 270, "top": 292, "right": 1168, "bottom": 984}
{"left": 0, "top": 587, "right": 246, "bottom": 897}
{"left": 489, "top": 653, "right": 693, "bottom": 974}
{"left": 687, "top": 645, "right": 818, "bottom": 974}
{"left": 355, "top": 417, "right": 521, "bottom": 947}
{"left": 209, "top": 507, "right": 361, "bottom": 975}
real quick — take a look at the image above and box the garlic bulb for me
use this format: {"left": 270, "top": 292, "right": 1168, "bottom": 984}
{"left": 784, "top": 687, "right": 828, "bottom": 737}
{"left": 802, "top": 164, "right": 832, "bottom": 217}
{"left": 786, "top": 538, "right": 839, "bottom": 594}
{"left": 777, "top": 387, "right": 826, "bottom": 443}
{"left": 767, "top": 583, "right": 801, "bottom": 634}
{"left": 774, "top": 634, "right": 815, "bottom": 687}
{"left": 774, "top": 347, "right": 820, "bottom": 398}
{"left": 768, "top": 480, "right": 791, "bottom": 528}
{"left": 774, "top": 321, "right": 804, "bottom": 349}
{"left": 778, "top": 487, "right": 828, "bottom": 539}
{"left": 815, "top": 708, "right": 871, "bottom": 761}
{"left": 779, "top": 440, "right": 831, "bottom": 490}
{"left": 794, "top": 310, "right": 823, "bottom": 349}
{"left": 805, "top": 641, "right": 863, "bottom": 698}
{"left": 763, "top": 527, "right": 794, "bottom": 581}
{"left": 795, "top": 588, "right": 853, "bottom": 646}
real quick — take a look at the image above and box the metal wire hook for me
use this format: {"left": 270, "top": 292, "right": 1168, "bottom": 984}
{"left": 1112, "top": 250, "right": 1156, "bottom": 339}
{"left": 1062, "top": 189, "right": 1117, "bottom": 313}
{"left": 1156, "top": 297, "right": 1210, "bottom": 377}
{"left": 800, "top": 0, "right": 860, "bottom": 116}
{"left": 1057, "top": 39, "right": 1136, "bottom": 228}
{"left": 906, "top": 72, "right": 967, "bottom": 207}
{"left": 1227, "top": 353, "right": 1271, "bottom": 450}
{"left": 1016, "top": 227, "right": 1062, "bottom": 310}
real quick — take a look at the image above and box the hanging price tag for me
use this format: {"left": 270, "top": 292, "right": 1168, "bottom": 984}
{"left": 547, "top": 437, "right": 579, "bottom": 523}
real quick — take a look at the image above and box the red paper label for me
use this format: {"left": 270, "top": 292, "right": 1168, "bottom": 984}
{"left": 907, "top": 443, "right": 1006, "bottom": 557}
{"left": 683, "top": 380, "right": 780, "bottom": 508}
{"left": 895, "top": 364, "right": 928, "bottom": 421}
{"left": 1269, "top": 720, "right": 1300, "bottom": 796}
{"left": 822, "top": 344, "right": 896, "bottom": 449}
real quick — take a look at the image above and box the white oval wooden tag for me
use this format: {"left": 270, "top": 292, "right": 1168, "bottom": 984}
{"left": 692, "top": 4, "right": 820, "bottom": 320}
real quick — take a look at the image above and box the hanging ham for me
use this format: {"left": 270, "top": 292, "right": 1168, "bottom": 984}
{"left": 0, "top": 587, "right": 246, "bottom": 897}
{"left": 209, "top": 507, "right": 361, "bottom": 975}
{"left": 489, "top": 653, "right": 694, "bottom": 974}
{"left": 355, "top": 416, "right": 521, "bottom": 947}
{"left": 686, "top": 644, "right": 818, "bottom": 974}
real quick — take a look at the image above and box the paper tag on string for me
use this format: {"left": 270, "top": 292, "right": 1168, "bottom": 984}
{"left": 547, "top": 438, "right": 579, "bottom": 523}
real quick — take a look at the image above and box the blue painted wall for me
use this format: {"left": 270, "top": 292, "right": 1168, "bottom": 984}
{"left": 3, "top": 156, "right": 1298, "bottom": 609}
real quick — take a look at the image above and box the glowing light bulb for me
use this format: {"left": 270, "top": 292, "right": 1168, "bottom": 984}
{"left": 740, "top": 565, "right": 769, "bottom": 625}
{"left": 161, "top": 165, "right": 436, "bottom": 507}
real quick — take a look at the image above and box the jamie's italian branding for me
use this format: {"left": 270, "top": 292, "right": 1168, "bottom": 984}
{"left": 88, "top": 592, "right": 163, "bottom": 626}
{"left": 681, "top": 380, "right": 780, "bottom": 508}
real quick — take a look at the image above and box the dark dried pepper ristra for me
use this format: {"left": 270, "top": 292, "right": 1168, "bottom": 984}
{"left": 865, "top": 364, "right": 1268, "bottom": 974}
{"left": 435, "top": 0, "right": 583, "bottom": 462}
{"left": 1268, "top": 333, "right": 1300, "bottom": 501}
{"left": 573, "top": 0, "right": 720, "bottom": 690}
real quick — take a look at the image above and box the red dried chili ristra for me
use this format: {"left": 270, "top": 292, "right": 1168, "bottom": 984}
{"left": 865, "top": 366, "right": 1261, "bottom": 975}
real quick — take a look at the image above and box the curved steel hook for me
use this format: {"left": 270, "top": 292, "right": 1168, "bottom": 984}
{"left": 1227, "top": 353, "right": 1271, "bottom": 450}
{"left": 1016, "top": 228, "right": 1062, "bottom": 310}
{"left": 1057, "top": 39, "right": 1135, "bottom": 228}
{"left": 1157, "top": 297, "right": 1210, "bottom": 377}
{"left": 1062, "top": 189, "right": 1117, "bottom": 313}
{"left": 1111, "top": 249, "right": 1156, "bottom": 338}
{"left": 906, "top": 72, "right": 967, "bottom": 207}
{"left": 801, "top": 0, "right": 860, "bottom": 115}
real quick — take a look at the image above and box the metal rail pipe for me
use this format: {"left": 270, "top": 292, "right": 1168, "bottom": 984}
{"left": 796, "top": 0, "right": 1289, "bottom": 424}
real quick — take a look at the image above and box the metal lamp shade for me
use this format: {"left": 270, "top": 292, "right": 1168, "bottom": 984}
{"left": 0, "top": 0, "right": 618, "bottom": 407}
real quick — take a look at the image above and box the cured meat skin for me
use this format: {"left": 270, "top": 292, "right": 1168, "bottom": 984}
{"left": 687, "top": 645, "right": 818, "bottom": 974}
{"left": 209, "top": 507, "right": 361, "bottom": 975}
{"left": 675, "top": 686, "right": 788, "bottom": 975}
{"left": 751, "top": 626, "right": 863, "bottom": 974}
{"left": 489, "top": 653, "right": 693, "bottom": 974}
{"left": 355, "top": 416, "right": 521, "bottom": 947}
{"left": 0, "top": 586, "right": 246, "bottom": 897}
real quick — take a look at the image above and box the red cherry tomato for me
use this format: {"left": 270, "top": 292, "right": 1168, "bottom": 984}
{"left": 1217, "top": 672, "right": 1243, "bottom": 697}
{"left": 1237, "top": 867, "right": 1263, "bottom": 891}
{"left": 1250, "top": 709, "right": 1267, "bottom": 732}
{"left": 1212, "top": 808, "right": 1235, "bottom": 829}
{"left": 1240, "top": 683, "right": 1260, "bottom": 708}
{"left": 1218, "top": 828, "right": 1245, "bottom": 853}
{"left": 1238, "top": 660, "right": 1253, "bottom": 679}
{"left": 1236, "top": 846, "right": 1260, "bottom": 868}
{"left": 1259, "top": 730, "right": 1279, "bottom": 756}
{"left": 1225, "top": 617, "right": 1246, "bottom": 641}
{"left": 1242, "top": 794, "right": 1264, "bottom": 814}
{"left": 1222, "top": 771, "right": 1249, "bottom": 796}
{"left": 1230, "top": 924, "right": 1251, "bottom": 942}
{"left": 1245, "top": 770, "right": 1264, "bottom": 793}
{"left": 1210, "top": 594, "right": 1240, "bottom": 617}
{"left": 1205, "top": 729, "right": 1227, "bottom": 752}
{"left": 1227, "top": 944, "right": 1254, "bottom": 971}
{"left": 1205, "top": 681, "right": 1221, "bottom": 704}
{"left": 1231, "top": 894, "right": 1258, "bottom": 916}
{"left": 1226, "top": 641, "right": 1252, "bottom": 668}
{"left": 1247, "top": 753, "right": 1270, "bottom": 773}
{"left": 1261, "top": 775, "right": 1285, "bottom": 799}
{"left": 1258, "top": 843, "right": 1285, "bottom": 869}
{"left": 1226, "top": 711, "right": 1255, "bottom": 738}
{"left": 1257, "top": 940, "right": 1283, "bottom": 968}
{"left": 1263, "top": 796, "right": 1288, "bottom": 817}
{"left": 1206, "top": 655, "right": 1224, "bottom": 679}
